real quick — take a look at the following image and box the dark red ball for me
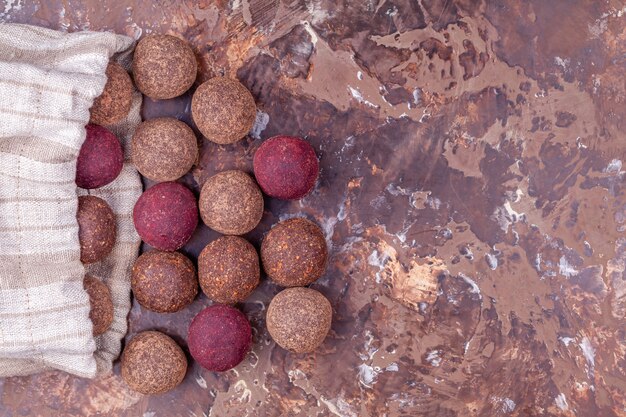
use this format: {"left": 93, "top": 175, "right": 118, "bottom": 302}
{"left": 133, "top": 182, "right": 198, "bottom": 251}
{"left": 253, "top": 135, "right": 319, "bottom": 200}
{"left": 76, "top": 124, "right": 124, "bottom": 189}
{"left": 188, "top": 305, "right": 252, "bottom": 372}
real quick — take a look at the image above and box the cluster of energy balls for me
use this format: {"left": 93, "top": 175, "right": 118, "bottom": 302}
{"left": 75, "top": 70, "right": 130, "bottom": 338}
{"left": 75, "top": 34, "right": 333, "bottom": 395}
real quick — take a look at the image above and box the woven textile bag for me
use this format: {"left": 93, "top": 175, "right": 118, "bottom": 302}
{"left": 0, "top": 24, "right": 142, "bottom": 378}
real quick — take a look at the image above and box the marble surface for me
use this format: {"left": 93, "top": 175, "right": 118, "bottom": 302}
{"left": 1, "top": 0, "right": 625, "bottom": 416}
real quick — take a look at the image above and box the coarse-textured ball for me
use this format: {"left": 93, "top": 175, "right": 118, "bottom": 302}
{"left": 90, "top": 62, "right": 133, "bottom": 126}
{"left": 253, "top": 135, "right": 319, "bottom": 200}
{"left": 121, "top": 331, "right": 187, "bottom": 395}
{"left": 191, "top": 77, "right": 256, "bottom": 144}
{"left": 132, "top": 34, "right": 197, "bottom": 100}
{"left": 188, "top": 305, "right": 252, "bottom": 372}
{"left": 77, "top": 195, "right": 116, "bottom": 264}
{"left": 76, "top": 124, "right": 124, "bottom": 189}
{"left": 199, "top": 170, "right": 263, "bottom": 235}
{"left": 261, "top": 218, "right": 327, "bottom": 287}
{"left": 198, "top": 236, "right": 259, "bottom": 304}
{"left": 266, "top": 287, "right": 332, "bottom": 353}
{"left": 132, "top": 250, "right": 198, "bottom": 313}
{"left": 133, "top": 182, "right": 198, "bottom": 251}
{"left": 131, "top": 118, "right": 198, "bottom": 182}
{"left": 83, "top": 274, "right": 114, "bottom": 336}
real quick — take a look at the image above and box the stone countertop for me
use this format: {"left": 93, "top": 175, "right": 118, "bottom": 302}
{"left": 1, "top": 0, "right": 625, "bottom": 416}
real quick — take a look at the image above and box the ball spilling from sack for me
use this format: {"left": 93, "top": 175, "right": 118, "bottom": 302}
{"left": 76, "top": 124, "right": 123, "bottom": 190}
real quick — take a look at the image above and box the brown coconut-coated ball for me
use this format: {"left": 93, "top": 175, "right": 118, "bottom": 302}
{"left": 191, "top": 77, "right": 256, "bottom": 144}
{"left": 199, "top": 170, "right": 263, "bottom": 235}
{"left": 77, "top": 196, "right": 116, "bottom": 264}
{"left": 121, "top": 331, "right": 187, "bottom": 395}
{"left": 132, "top": 35, "right": 197, "bottom": 100}
{"left": 261, "top": 218, "right": 327, "bottom": 287}
{"left": 131, "top": 118, "right": 198, "bottom": 182}
{"left": 267, "top": 287, "right": 332, "bottom": 353}
{"left": 83, "top": 275, "right": 114, "bottom": 336}
{"left": 198, "top": 236, "right": 260, "bottom": 304}
{"left": 132, "top": 250, "right": 198, "bottom": 313}
{"left": 90, "top": 62, "right": 133, "bottom": 126}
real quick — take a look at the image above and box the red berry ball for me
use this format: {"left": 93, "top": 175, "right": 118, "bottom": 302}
{"left": 253, "top": 135, "right": 319, "bottom": 200}
{"left": 133, "top": 182, "right": 198, "bottom": 251}
{"left": 76, "top": 124, "right": 124, "bottom": 189}
{"left": 188, "top": 305, "right": 252, "bottom": 372}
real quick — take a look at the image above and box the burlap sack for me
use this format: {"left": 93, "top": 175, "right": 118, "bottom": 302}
{"left": 0, "top": 23, "right": 142, "bottom": 378}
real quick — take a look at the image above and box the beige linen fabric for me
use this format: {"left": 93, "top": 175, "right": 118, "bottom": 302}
{"left": 0, "top": 24, "right": 142, "bottom": 378}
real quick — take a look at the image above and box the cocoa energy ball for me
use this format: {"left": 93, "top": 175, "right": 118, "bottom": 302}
{"left": 261, "top": 218, "right": 327, "bottom": 287}
{"left": 191, "top": 77, "right": 256, "bottom": 144}
{"left": 266, "top": 287, "right": 332, "bottom": 353}
{"left": 188, "top": 305, "right": 252, "bottom": 372}
{"left": 83, "top": 274, "right": 114, "bottom": 336}
{"left": 121, "top": 331, "right": 187, "bottom": 395}
{"left": 198, "top": 236, "right": 259, "bottom": 304}
{"left": 132, "top": 34, "right": 197, "bottom": 100}
{"left": 199, "top": 170, "right": 263, "bottom": 235}
{"left": 132, "top": 250, "right": 198, "bottom": 313}
{"left": 131, "top": 117, "right": 198, "bottom": 182}
{"left": 77, "top": 195, "right": 116, "bottom": 264}
{"left": 253, "top": 135, "right": 319, "bottom": 200}
{"left": 89, "top": 62, "right": 133, "bottom": 126}
{"left": 76, "top": 124, "right": 124, "bottom": 189}
{"left": 133, "top": 182, "right": 198, "bottom": 251}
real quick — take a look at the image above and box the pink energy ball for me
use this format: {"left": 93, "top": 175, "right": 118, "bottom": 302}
{"left": 133, "top": 182, "right": 198, "bottom": 251}
{"left": 188, "top": 305, "right": 252, "bottom": 372}
{"left": 76, "top": 124, "right": 124, "bottom": 189}
{"left": 253, "top": 135, "right": 319, "bottom": 200}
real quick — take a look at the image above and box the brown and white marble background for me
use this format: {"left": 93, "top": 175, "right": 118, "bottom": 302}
{"left": 1, "top": 0, "right": 625, "bottom": 416}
